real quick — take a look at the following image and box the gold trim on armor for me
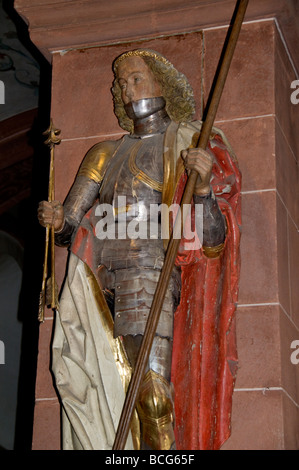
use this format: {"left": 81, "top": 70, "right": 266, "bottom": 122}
{"left": 202, "top": 242, "right": 225, "bottom": 258}
{"left": 79, "top": 167, "right": 103, "bottom": 183}
{"left": 138, "top": 412, "right": 173, "bottom": 428}
{"left": 137, "top": 370, "right": 175, "bottom": 450}
{"left": 78, "top": 139, "right": 124, "bottom": 185}
{"left": 128, "top": 140, "right": 164, "bottom": 192}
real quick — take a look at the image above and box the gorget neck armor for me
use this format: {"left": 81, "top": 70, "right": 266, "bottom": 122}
{"left": 124, "top": 97, "right": 171, "bottom": 137}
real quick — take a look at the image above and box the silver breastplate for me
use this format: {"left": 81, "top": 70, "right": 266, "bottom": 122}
{"left": 94, "top": 132, "right": 181, "bottom": 339}
{"left": 97, "top": 134, "right": 165, "bottom": 271}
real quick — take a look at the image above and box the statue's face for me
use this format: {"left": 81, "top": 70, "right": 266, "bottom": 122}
{"left": 117, "top": 56, "right": 162, "bottom": 105}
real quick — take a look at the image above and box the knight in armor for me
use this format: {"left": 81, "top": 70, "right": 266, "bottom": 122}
{"left": 38, "top": 49, "right": 241, "bottom": 450}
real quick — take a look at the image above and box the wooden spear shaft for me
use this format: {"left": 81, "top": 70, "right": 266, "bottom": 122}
{"left": 113, "top": 0, "right": 249, "bottom": 450}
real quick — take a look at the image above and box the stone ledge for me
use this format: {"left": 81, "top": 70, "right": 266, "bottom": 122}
{"left": 14, "top": 0, "right": 299, "bottom": 73}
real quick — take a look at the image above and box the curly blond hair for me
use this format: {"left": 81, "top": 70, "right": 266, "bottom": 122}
{"left": 112, "top": 49, "right": 196, "bottom": 133}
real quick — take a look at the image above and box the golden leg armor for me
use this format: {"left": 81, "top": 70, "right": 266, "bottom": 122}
{"left": 137, "top": 369, "right": 176, "bottom": 450}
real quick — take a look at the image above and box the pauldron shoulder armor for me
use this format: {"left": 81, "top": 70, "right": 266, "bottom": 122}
{"left": 55, "top": 139, "right": 121, "bottom": 247}
{"left": 78, "top": 140, "right": 121, "bottom": 185}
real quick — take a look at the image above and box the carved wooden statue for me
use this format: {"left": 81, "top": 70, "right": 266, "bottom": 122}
{"left": 38, "top": 49, "right": 241, "bottom": 450}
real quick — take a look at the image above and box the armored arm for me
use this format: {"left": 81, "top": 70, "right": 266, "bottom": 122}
{"left": 55, "top": 139, "right": 119, "bottom": 246}
{"left": 54, "top": 176, "right": 100, "bottom": 246}
{"left": 194, "top": 190, "right": 226, "bottom": 258}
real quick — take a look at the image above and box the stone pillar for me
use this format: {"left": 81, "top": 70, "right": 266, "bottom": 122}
{"left": 14, "top": 0, "right": 299, "bottom": 450}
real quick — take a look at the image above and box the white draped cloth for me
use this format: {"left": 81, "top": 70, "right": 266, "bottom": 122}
{"left": 52, "top": 253, "right": 136, "bottom": 450}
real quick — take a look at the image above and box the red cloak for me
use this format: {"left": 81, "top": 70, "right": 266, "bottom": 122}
{"left": 171, "top": 133, "right": 241, "bottom": 449}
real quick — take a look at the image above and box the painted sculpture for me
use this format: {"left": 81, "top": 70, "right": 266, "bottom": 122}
{"left": 38, "top": 49, "right": 241, "bottom": 450}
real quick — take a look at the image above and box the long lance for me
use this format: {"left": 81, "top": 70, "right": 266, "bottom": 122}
{"left": 113, "top": 0, "right": 249, "bottom": 450}
{"left": 38, "top": 119, "right": 61, "bottom": 322}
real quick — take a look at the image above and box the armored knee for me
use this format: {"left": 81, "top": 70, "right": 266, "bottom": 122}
{"left": 137, "top": 369, "right": 175, "bottom": 450}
